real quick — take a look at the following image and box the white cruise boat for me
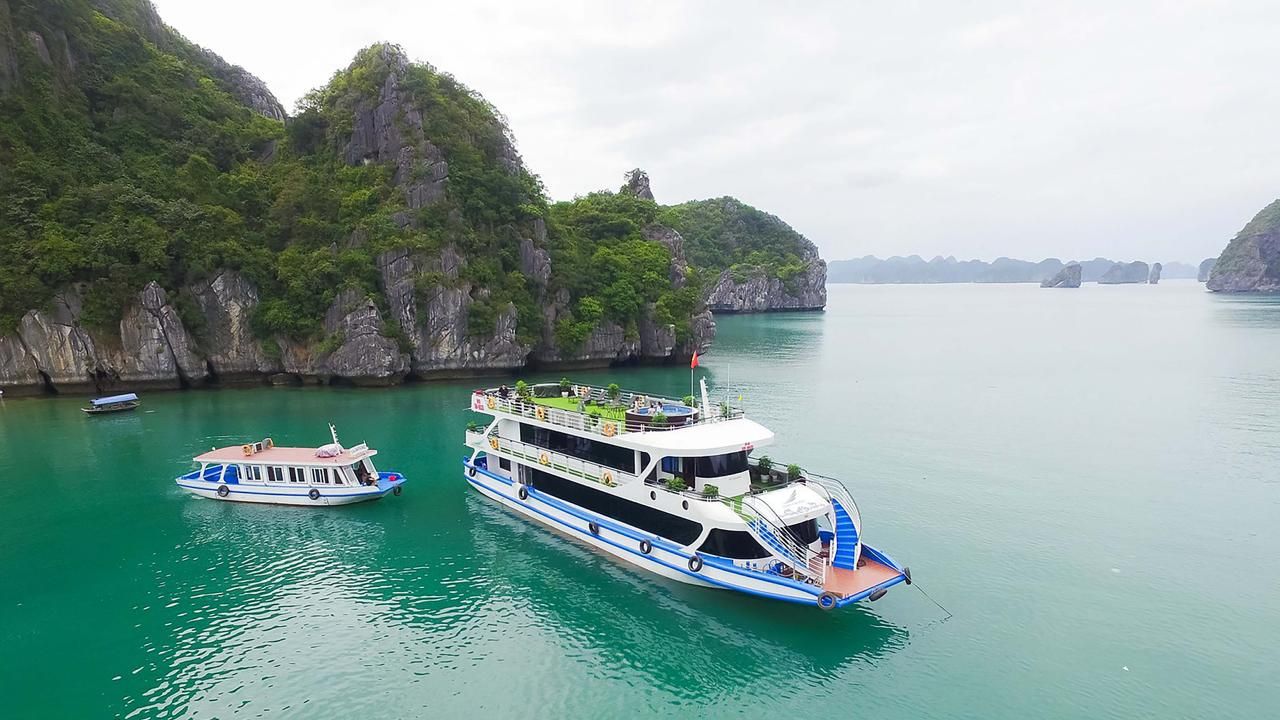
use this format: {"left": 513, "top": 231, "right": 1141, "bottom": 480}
{"left": 463, "top": 381, "right": 910, "bottom": 610}
{"left": 176, "top": 427, "right": 406, "bottom": 506}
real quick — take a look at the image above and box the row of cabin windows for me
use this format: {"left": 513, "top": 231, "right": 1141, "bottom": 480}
{"left": 519, "top": 425, "right": 636, "bottom": 472}
{"left": 240, "top": 465, "right": 347, "bottom": 485}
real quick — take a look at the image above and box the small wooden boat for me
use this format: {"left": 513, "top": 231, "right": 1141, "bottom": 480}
{"left": 82, "top": 393, "right": 140, "bottom": 415}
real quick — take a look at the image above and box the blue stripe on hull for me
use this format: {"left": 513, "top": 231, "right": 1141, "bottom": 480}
{"left": 462, "top": 460, "right": 839, "bottom": 605}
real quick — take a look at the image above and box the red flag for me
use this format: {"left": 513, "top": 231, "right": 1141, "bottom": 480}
{"left": 690, "top": 351, "right": 699, "bottom": 369}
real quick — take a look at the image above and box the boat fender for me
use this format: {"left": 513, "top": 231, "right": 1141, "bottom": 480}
{"left": 217, "top": 485, "right": 230, "bottom": 498}
{"left": 517, "top": 486, "right": 528, "bottom": 501}
{"left": 393, "top": 485, "right": 402, "bottom": 496}
{"left": 903, "top": 566, "right": 912, "bottom": 585}
{"left": 817, "top": 592, "right": 839, "bottom": 610}
{"left": 588, "top": 521, "right": 600, "bottom": 535}
{"left": 639, "top": 539, "right": 652, "bottom": 555}
{"left": 688, "top": 555, "right": 703, "bottom": 573}
{"left": 468, "top": 465, "right": 477, "bottom": 477}
{"left": 535, "top": 406, "right": 547, "bottom": 421}
{"left": 869, "top": 588, "right": 887, "bottom": 602}
{"left": 309, "top": 488, "right": 320, "bottom": 501}
{"left": 857, "top": 557, "right": 866, "bottom": 569}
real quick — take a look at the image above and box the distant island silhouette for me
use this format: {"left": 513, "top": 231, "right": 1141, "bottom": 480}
{"left": 827, "top": 256, "right": 1199, "bottom": 284}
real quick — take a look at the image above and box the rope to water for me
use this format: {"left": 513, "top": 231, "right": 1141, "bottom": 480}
{"left": 913, "top": 581, "right": 954, "bottom": 622}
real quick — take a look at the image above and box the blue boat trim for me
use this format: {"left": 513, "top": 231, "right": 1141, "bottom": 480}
{"left": 176, "top": 465, "right": 406, "bottom": 499}
{"left": 462, "top": 459, "right": 906, "bottom": 606}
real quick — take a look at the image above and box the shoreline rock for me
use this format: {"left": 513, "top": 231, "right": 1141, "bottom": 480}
{"left": 1040, "top": 263, "right": 1082, "bottom": 288}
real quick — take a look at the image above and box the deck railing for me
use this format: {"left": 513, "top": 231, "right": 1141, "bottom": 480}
{"left": 484, "top": 434, "right": 638, "bottom": 488}
{"left": 470, "top": 383, "right": 744, "bottom": 439}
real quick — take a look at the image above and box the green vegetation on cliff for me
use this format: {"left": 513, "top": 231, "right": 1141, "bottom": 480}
{"left": 658, "top": 197, "right": 814, "bottom": 284}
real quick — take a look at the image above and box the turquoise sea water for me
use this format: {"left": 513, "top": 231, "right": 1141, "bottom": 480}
{"left": 2, "top": 280, "right": 1278, "bottom": 718}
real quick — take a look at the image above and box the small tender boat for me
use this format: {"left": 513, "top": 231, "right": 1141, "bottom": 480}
{"left": 176, "top": 426, "right": 406, "bottom": 506}
{"left": 82, "top": 393, "right": 140, "bottom": 414}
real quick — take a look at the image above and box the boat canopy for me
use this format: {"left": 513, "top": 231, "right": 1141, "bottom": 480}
{"left": 91, "top": 393, "right": 138, "bottom": 406}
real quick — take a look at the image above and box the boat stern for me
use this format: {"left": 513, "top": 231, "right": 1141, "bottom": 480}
{"left": 375, "top": 471, "right": 407, "bottom": 496}
{"left": 819, "top": 544, "right": 910, "bottom": 609}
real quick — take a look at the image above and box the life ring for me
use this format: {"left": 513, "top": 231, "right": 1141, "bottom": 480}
{"left": 468, "top": 465, "right": 477, "bottom": 477}
{"left": 639, "top": 539, "right": 652, "bottom": 555}
{"left": 817, "top": 592, "right": 839, "bottom": 611}
{"left": 488, "top": 437, "right": 499, "bottom": 450}
{"left": 601, "top": 470, "right": 613, "bottom": 486}
{"left": 241, "top": 444, "right": 253, "bottom": 456}
{"left": 535, "top": 406, "right": 547, "bottom": 421}
{"left": 216, "top": 485, "right": 230, "bottom": 498}
{"left": 538, "top": 453, "right": 550, "bottom": 466}
{"left": 308, "top": 488, "right": 320, "bottom": 501}
{"left": 517, "top": 486, "right": 528, "bottom": 501}
{"left": 688, "top": 555, "right": 703, "bottom": 573}
{"left": 602, "top": 422, "right": 617, "bottom": 437}
{"left": 588, "top": 521, "right": 599, "bottom": 535}
{"left": 486, "top": 396, "right": 496, "bottom": 410}
{"left": 393, "top": 485, "right": 402, "bottom": 496}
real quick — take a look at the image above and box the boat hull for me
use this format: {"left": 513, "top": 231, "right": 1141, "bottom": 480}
{"left": 175, "top": 476, "right": 405, "bottom": 506}
{"left": 463, "top": 460, "right": 882, "bottom": 606}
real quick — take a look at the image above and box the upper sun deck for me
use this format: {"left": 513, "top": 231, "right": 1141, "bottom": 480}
{"left": 195, "top": 442, "right": 377, "bottom": 467}
{"left": 470, "top": 382, "right": 774, "bottom": 454}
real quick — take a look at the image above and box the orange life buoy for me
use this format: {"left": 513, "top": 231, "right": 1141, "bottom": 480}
{"left": 486, "top": 396, "right": 496, "bottom": 410}
{"left": 241, "top": 444, "right": 253, "bottom": 456}
{"left": 538, "top": 452, "right": 550, "bottom": 466}
{"left": 535, "top": 406, "right": 547, "bottom": 421}
{"left": 602, "top": 422, "right": 617, "bottom": 437}
{"left": 601, "top": 470, "right": 614, "bottom": 486}
{"left": 488, "top": 437, "right": 499, "bottom": 450}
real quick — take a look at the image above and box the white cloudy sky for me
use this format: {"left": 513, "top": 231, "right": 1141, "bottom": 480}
{"left": 150, "top": 0, "right": 1280, "bottom": 264}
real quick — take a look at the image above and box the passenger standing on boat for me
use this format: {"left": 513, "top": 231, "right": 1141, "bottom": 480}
{"left": 498, "top": 384, "right": 510, "bottom": 399}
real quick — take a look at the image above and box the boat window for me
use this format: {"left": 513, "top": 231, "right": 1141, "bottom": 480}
{"left": 499, "top": 457, "right": 511, "bottom": 471}
{"left": 288, "top": 467, "right": 306, "bottom": 483}
{"left": 694, "top": 452, "right": 749, "bottom": 478}
{"left": 267, "top": 467, "right": 284, "bottom": 483}
{"left": 247, "top": 465, "right": 262, "bottom": 482}
{"left": 331, "top": 470, "right": 346, "bottom": 486}
{"left": 311, "top": 468, "right": 329, "bottom": 484}
{"left": 527, "top": 468, "right": 702, "bottom": 544}
{"left": 785, "top": 518, "right": 820, "bottom": 545}
{"left": 698, "top": 529, "right": 772, "bottom": 560}
{"left": 520, "top": 425, "right": 635, "bottom": 471}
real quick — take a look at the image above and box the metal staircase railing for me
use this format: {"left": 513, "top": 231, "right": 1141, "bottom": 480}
{"left": 731, "top": 494, "right": 827, "bottom": 585}
{"left": 804, "top": 473, "right": 863, "bottom": 570}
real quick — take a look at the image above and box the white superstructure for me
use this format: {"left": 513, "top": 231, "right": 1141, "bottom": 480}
{"left": 463, "top": 381, "right": 908, "bottom": 609}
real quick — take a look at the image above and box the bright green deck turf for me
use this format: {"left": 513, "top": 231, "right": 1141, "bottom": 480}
{"left": 532, "top": 395, "right": 628, "bottom": 421}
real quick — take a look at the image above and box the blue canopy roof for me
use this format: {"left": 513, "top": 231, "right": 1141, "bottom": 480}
{"left": 91, "top": 393, "right": 138, "bottom": 406}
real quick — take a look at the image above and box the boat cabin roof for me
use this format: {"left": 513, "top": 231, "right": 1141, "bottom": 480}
{"left": 194, "top": 445, "right": 377, "bottom": 467}
{"left": 617, "top": 417, "right": 775, "bottom": 455}
{"left": 91, "top": 393, "right": 138, "bottom": 406}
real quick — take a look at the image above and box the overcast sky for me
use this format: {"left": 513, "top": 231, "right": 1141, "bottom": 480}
{"left": 150, "top": 0, "right": 1280, "bottom": 264}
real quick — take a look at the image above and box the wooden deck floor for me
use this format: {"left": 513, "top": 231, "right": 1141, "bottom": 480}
{"left": 823, "top": 558, "right": 902, "bottom": 598}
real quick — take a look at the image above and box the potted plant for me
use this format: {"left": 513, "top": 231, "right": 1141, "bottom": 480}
{"left": 560, "top": 377, "right": 572, "bottom": 397}
{"left": 701, "top": 483, "right": 719, "bottom": 499}
{"left": 787, "top": 463, "right": 804, "bottom": 482}
{"left": 515, "top": 379, "right": 531, "bottom": 403}
{"left": 607, "top": 383, "right": 621, "bottom": 406}
{"left": 665, "top": 477, "right": 686, "bottom": 492}
{"left": 719, "top": 401, "right": 732, "bottom": 418}
{"left": 653, "top": 411, "right": 668, "bottom": 426}
{"left": 756, "top": 455, "right": 773, "bottom": 482}
{"left": 466, "top": 420, "right": 481, "bottom": 433}
{"left": 682, "top": 394, "right": 696, "bottom": 408}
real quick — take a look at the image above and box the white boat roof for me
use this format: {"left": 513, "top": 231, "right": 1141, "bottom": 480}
{"left": 616, "top": 417, "right": 774, "bottom": 455}
{"left": 194, "top": 445, "right": 377, "bottom": 466}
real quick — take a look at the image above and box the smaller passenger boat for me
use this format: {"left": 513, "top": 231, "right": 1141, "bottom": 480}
{"left": 82, "top": 393, "right": 140, "bottom": 414}
{"left": 176, "top": 426, "right": 406, "bottom": 506}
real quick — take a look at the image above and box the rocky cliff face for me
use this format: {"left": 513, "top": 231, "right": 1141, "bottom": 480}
{"left": 706, "top": 259, "right": 827, "bottom": 312}
{"left": 1098, "top": 261, "right": 1150, "bottom": 284}
{"left": 1148, "top": 263, "right": 1162, "bottom": 285}
{"left": 1040, "top": 263, "right": 1082, "bottom": 288}
{"left": 1208, "top": 199, "right": 1280, "bottom": 292}
{"left": 1198, "top": 258, "right": 1216, "bottom": 282}
{"left": 0, "top": 283, "right": 209, "bottom": 395}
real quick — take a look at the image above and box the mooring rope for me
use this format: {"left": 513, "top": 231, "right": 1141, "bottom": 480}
{"left": 913, "top": 581, "right": 954, "bottom": 622}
